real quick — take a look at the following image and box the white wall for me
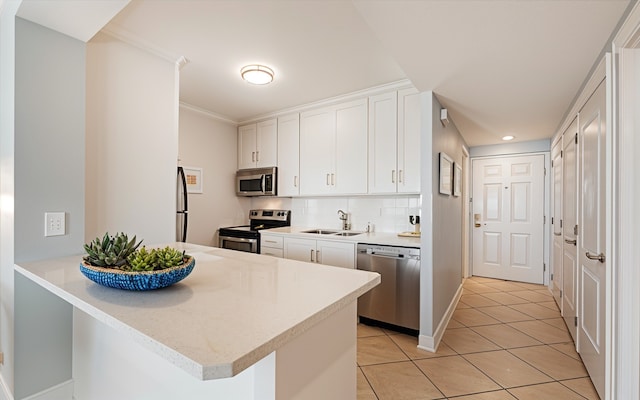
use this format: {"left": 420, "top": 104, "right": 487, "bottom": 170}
{"left": 85, "top": 31, "right": 178, "bottom": 245}
{"left": 0, "top": 2, "right": 20, "bottom": 396}
{"left": 14, "top": 17, "right": 85, "bottom": 399}
{"left": 178, "top": 106, "right": 250, "bottom": 246}
{"left": 419, "top": 92, "right": 467, "bottom": 345}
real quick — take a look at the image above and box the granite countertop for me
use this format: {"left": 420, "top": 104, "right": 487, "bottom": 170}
{"left": 261, "top": 226, "right": 422, "bottom": 248}
{"left": 14, "top": 243, "right": 380, "bottom": 381}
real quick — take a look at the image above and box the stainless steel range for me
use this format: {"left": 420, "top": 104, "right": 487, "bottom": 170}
{"left": 218, "top": 209, "right": 291, "bottom": 253}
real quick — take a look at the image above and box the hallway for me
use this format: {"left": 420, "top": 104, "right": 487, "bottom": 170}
{"left": 357, "top": 276, "right": 599, "bottom": 399}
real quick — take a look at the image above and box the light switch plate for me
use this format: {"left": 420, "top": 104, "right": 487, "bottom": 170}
{"left": 44, "top": 212, "right": 65, "bottom": 237}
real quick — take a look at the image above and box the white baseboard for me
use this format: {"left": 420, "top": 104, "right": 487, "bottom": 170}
{"left": 417, "top": 282, "right": 463, "bottom": 352}
{"left": 0, "top": 373, "right": 12, "bottom": 400}
{"left": 21, "top": 380, "right": 73, "bottom": 400}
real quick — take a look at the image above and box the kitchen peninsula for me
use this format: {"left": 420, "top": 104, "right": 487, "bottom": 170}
{"left": 15, "top": 243, "right": 380, "bottom": 400}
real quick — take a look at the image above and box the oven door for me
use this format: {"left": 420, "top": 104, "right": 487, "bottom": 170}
{"left": 219, "top": 235, "right": 258, "bottom": 253}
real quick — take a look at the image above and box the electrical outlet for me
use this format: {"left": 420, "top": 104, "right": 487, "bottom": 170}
{"left": 44, "top": 212, "right": 65, "bottom": 237}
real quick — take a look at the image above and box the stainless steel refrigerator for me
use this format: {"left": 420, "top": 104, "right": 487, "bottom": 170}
{"left": 176, "top": 166, "right": 188, "bottom": 242}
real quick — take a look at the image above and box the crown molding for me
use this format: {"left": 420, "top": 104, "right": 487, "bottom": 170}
{"left": 179, "top": 102, "right": 238, "bottom": 125}
{"left": 100, "top": 24, "right": 189, "bottom": 67}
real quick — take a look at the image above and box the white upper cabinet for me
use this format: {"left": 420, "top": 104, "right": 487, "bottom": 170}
{"left": 237, "top": 118, "right": 277, "bottom": 169}
{"left": 277, "top": 113, "right": 300, "bottom": 197}
{"left": 299, "top": 99, "right": 367, "bottom": 196}
{"left": 368, "top": 88, "right": 420, "bottom": 194}
{"left": 397, "top": 88, "right": 421, "bottom": 193}
{"left": 368, "top": 92, "right": 398, "bottom": 193}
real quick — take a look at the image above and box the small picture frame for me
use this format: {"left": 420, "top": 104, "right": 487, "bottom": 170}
{"left": 183, "top": 167, "right": 203, "bottom": 194}
{"left": 453, "top": 162, "right": 462, "bottom": 197}
{"left": 439, "top": 152, "right": 453, "bottom": 195}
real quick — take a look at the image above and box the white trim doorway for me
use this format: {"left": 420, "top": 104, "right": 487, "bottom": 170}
{"left": 462, "top": 146, "right": 470, "bottom": 279}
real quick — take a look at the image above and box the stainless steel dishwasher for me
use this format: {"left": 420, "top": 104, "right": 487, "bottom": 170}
{"left": 357, "top": 243, "right": 420, "bottom": 332}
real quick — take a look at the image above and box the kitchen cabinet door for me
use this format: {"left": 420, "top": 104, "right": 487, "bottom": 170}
{"left": 238, "top": 124, "right": 257, "bottom": 170}
{"left": 256, "top": 119, "right": 277, "bottom": 168}
{"left": 284, "top": 237, "right": 317, "bottom": 263}
{"left": 316, "top": 240, "right": 355, "bottom": 269}
{"left": 368, "top": 92, "right": 398, "bottom": 194}
{"left": 397, "top": 88, "right": 420, "bottom": 193}
{"left": 238, "top": 119, "right": 277, "bottom": 169}
{"left": 334, "top": 99, "right": 368, "bottom": 194}
{"left": 277, "top": 113, "right": 300, "bottom": 196}
{"left": 299, "top": 107, "right": 335, "bottom": 195}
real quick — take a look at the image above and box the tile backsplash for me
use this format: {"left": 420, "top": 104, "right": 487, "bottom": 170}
{"left": 251, "top": 195, "right": 422, "bottom": 233}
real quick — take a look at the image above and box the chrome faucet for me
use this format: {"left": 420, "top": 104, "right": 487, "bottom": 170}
{"left": 337, "top": 209, "right": 351, "bottom": 230}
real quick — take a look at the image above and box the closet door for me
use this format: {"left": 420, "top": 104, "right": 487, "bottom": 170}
{"left": 562, "top": 119, "right": 578, "bottom": 341}
{"left": 550, "top": 137, "right": 563, "bottom": 307}
{"left": 577, "top": 79, "right": 607, "bottom": 399}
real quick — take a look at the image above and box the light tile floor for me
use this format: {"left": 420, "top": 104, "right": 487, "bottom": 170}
{"left": 357, "top": 276, "right": 600, "bottom": 400}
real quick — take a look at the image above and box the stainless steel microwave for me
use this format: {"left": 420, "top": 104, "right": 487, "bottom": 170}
{"left": 236, "top": 167, "right": 277, "bottom": 196}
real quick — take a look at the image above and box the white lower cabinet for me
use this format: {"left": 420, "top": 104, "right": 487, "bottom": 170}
{"left": 284, "top": 237, "right": 355, "bottom": 269}
{"left": 260, "top": 234, "right": 284, "bottom": 258}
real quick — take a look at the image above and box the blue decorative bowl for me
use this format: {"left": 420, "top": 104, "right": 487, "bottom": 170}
{"left": 80, "top": 256, "right": 195, "bottom": 291}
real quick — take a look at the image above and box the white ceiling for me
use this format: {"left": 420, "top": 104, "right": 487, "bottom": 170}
{"left": 101, "top": 0, "right": 631, "bottom": 146}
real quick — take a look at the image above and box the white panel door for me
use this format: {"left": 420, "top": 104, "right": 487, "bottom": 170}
{"left": 562, "top": 119, "right": 578, "bottom": 341}
{"left": 578, "top": 80, "right": 607, "bottom": 399}
{"left": 550, "top": 138, "right": 563, "bottom": 307}
{"left": 472, "top": 155, "right": 545, "bottom": 284}
{"left": 283, "top": 237, "right": 316, "bottom": 263}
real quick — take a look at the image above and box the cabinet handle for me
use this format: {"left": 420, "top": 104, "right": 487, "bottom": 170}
{"left": 399, "top": 170, "right": 404, "bottom": 183}
{"left": 316, "top": 250, "right": 321, "bottom": 263}
{"left": 326, "top": 173, "right": 331, "bottom": 186}
{"left": 256, "top": 151, "right": 260, "bottom": 162}
{"left": 331, "top": 173, "right": 335, "bottom": 186}
{"left": 294, "top": 176, "right": 298, "bottom": 187}
{"left": 392, "top": 170, "right": 396, "bottom": 183}
{"left": 565, "top": 239, "right": 577, "bottom": 246}
{"left": 310, "top": 249, "right": 315, "bottom": 262}
{"left": 252, "top": 151, "right": 255, "bottom": 162}
{"left": 586, "top": 251, "right": 606, "bottom": 263}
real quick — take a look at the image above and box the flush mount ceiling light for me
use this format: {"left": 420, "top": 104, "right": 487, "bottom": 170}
{"left": 241, "top": 64, "right": 274, "bottom": 85}
{"left": 502, "top": 135, "right": 515, "bottom": 141}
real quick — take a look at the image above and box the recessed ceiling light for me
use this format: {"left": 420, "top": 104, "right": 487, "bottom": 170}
{"left": 502, "top": 135, "right": 515, "bottom": 141}
{"left": 241, "top": 64, "right": 274, "bottom": 85}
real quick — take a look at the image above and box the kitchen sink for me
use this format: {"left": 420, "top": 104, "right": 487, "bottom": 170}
{"left": 333, "top": 232, "right": 362, "bottom": 237}
{"left": 301, "top": 229, "right": 339, "bottom": 235}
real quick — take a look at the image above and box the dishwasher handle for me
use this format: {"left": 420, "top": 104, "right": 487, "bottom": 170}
{"left": 359, "top": 249, "right": 420, "bottom": 261}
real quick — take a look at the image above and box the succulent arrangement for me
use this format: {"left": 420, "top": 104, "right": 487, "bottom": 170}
{"left": 83, "top": 232, "right": 188, "bottom": 272}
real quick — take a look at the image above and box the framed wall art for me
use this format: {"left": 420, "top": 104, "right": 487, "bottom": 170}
{"left": 183, "top": 167, "right": 203, "bottom": 194}
{"left": 439, "top": 152, "right": 453, "bottom": 195}
{"left": 453, "top": 162, "right": 462, "bottom": 197}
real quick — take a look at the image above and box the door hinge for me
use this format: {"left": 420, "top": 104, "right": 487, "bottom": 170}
{"left": 551, "top": 160, "right": 554, "bottom": 167}
{"left": 575, "top": 133, "right": 578, "bottom": 144}
{"left": 561, "top": 150, "right": 564, "bottom": 157}
{"left": 544, "top": 167, "right": 547, "bottom": 176}
{"left": 574, "top": 225, "right": 578, "bottom": 236}
{"left": 543, "top": 263, "right": 546, "bottom": 272}
{"left": 575, "top": 316, "right": 578, "bottom": 327}
{"left": 560, "top": 289, "right": 563, "bottom": 298}
{"left": 551, "top": 217, "right": 554, "bottom": 225}
{"left": 551, "top": 273, "right": 554, "bottom": 281}
{"left": 543, "top": 215, "right": 546, "bottom": 224}
{"left": 560, "top": 219, "right": 563, "bottom": 228}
